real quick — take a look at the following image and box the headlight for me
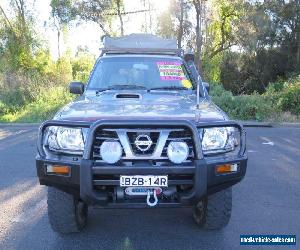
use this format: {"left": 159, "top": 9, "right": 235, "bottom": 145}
{"left": 201, "top": 127, "right": 237, "bottom": 155}
{"left": 45, "top": 126, "right": 86, "bottom": 154}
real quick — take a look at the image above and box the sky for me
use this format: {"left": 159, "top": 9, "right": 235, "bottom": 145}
{"left": 2, "top": 0, "right": 172, "bottom": 59}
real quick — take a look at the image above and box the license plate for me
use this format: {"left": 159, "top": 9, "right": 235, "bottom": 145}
{"left": 120, "top": 175, "right": 168, "bottom": 187}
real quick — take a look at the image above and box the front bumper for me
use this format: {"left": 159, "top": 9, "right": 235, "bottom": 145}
{"left": 36, "top": 120, "right": 247, "bottom": 208}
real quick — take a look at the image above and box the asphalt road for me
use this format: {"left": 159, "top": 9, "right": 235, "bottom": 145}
{"left": 0, "top": 125, "right": 299, "bottom": 250}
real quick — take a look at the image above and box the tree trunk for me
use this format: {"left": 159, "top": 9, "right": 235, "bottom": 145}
{"left": 116, "top": 0, "right": 124, "bottom": 36}
{"left": 57, "top": 29, "right": 61, "bottom": 58}
{"left": 193, "top": 0, "right": 203, "bottom": 74}
{"left": 296, "top": 0, "right": 300, "bottom": 66}
{"left": 297, "top": 32, "right": 300, "bottom": 66}
{"left": 148, "top": 0, "right": 152, "bottom": 33}
{"left": 177, "top": 0, "right": 184, "bottom": 48}
{"left": 98, "top": 23, "right": 110, "bottom": 36}
{"left": 141, "top": 0, "right": 148, "bottom": 33}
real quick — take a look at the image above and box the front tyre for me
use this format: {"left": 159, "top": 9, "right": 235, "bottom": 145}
{"left": 47, "top": 187, "right": 88, "bottom": 234}
{"left": 193, "top": 187, "right": 232, "bottom": 230}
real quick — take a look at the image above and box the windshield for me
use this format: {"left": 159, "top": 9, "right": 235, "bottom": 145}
{"left": 88, "top": 56, "right": 193, "bottom": 90}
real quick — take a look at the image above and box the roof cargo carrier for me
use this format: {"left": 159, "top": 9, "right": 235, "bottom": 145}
{"left": 101, "top": 33, "right": 182, "bottom": 56}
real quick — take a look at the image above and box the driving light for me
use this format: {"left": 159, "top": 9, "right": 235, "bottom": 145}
{"left": 167, "top": 141, "right": 189, "bottom": 164}
{"left": 100, "top": 141, "right": 122, "bottom": 164}
{"left": 46, "top": 126, "right": 85, "bottom": 154}
{"left": 201, "top": 127, "right": 236, "bottom": 154}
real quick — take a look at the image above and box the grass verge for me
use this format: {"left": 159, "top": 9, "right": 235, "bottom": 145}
{"left": 0, "top": 86, "right": 74, "bottom": 123}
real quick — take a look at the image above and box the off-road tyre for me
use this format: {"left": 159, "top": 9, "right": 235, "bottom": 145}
{"left": 193, "top": 187, "right": 232, "bottom": 230}
{"left": 47, "top": 187, "right": 88, "bottom": 234}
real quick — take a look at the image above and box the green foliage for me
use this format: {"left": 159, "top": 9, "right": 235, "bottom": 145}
{"left": 202, "top": 53, "right": 222, "bottom": 83}
{"left": 210, "top": 75, "right": 300, "bottom": 121}
{"left": 56, "top": 54, "right": 73, "bottom": 83}
{"left": 0, "top": 100, "right": 9, "bottom": 116}
{"left": 265, "top": 75, "right": 300, "bottom": 116}
{"left": 0, "top": 47, "right": 94, "bottom": 123}
{"left": 50, "top": 0, "right": 75, "bottom": 24}
{"left": 279, "top": 83, "right": 300, "bottom": 115}
{"left": 210, "top": 83, "right": 277, "bottom": 121}
{"left": 219, "top": 49, "right": 292, "bottom": 94}
{"left": 51, "top": 0, "right": 119, "bottom": 35}
{"left": 0, "top": 1, "right": 38, "bottom": 71}
{"left": 203, "top": 0, "right": 300, "bottom": 94}
{"left": 72, "top": 51, "right": 95, "bottom": 83}
{"left": 32, "top": 50, "right": 56, "bottom": 75}
{"left": 0, "top": 86, "right": 74, "bottom": 123}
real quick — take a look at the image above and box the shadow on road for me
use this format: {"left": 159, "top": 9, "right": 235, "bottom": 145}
{"left": 14, "top": 207, "right": 231, "bottom": 250}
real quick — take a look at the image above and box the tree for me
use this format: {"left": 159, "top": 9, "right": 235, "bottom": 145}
{"left": 0, "top": 0, "right": 37, "bottom": 70}
{"left": 204, "top": 0, "right": 242, "bottom": 59}
{"left": 50, "top": 0, "right": 75, "bottom": 58}
{"left": 49, "top": 0, "right": 113, "bottom": 35}
{"left": 192, "top": 0, "right": 205, "bottom": 72}
{"left": 220, "top": 0, "right": 300, "bottom": 93}
{"left": 52, "top": 0, "right": 129, "bottom": 36}
{"left": 261, "top": 0, "right": 300, "bottom": 68}
{"left": 115, "top": 0, "right": 124, "bottom": 36}
{"left": 157, "top": 0, "right": 192, "bottom": 48}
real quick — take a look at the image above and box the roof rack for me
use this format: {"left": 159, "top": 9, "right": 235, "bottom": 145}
{"left": 101, "top": 47, "right": 183, "bottom": 56}
{"left": 101, "top": 33, "right": 183, "bottom": 56}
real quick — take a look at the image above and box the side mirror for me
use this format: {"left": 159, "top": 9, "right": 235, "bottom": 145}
{"left": 184, "top": 53, "right": 195, "bottom": 63}
{"left": 69, "top": 82, "right": 84, "bottom": 95}
{"left": 203, "top": 82, "right": 210, "bottom": 94}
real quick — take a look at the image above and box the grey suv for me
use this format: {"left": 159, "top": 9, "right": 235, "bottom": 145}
{"left": 36, "top": 34, "right": 247, "bottom": 234}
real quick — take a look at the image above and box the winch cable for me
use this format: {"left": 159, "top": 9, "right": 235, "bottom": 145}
{"left": 146, "top": 190, "right": 158, "bottom": 207}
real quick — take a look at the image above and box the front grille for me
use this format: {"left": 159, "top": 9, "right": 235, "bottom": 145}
{"left": 92, "top": 126, "right": 195, "bottom": 163}
{"left": 127, "top": 131, "right": 160, "bottom": 155}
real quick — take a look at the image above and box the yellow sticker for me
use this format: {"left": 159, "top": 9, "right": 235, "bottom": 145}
{"left": 181, "top": 79, "right": 192, "bottom": 89}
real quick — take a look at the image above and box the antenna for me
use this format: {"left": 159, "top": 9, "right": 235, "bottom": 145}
{"left": 197, "top": 75, "right": 203, "bottom": 108}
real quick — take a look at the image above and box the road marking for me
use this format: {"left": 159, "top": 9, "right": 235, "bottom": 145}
{"left": 0, "top": 129, "right": 29, "bottom": 142}
{"left": 247, "top": 150, "right": 257, "bottom": 153}
{"left": 262, "top": 141, "right": 274, "bottom": 146}
{"left": 260, "top": 136, "right": 275, "bottom": 146}
{"left": 0, "top": 130, "right": 13, "bottom": 140}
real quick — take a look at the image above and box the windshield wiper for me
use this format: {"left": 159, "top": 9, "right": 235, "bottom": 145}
{"left": 107, "top": 84, "right": 147, "bottom": 90}
{"left": 95, "top": 84, "right": 147, "bottom": 94}
{"left": 149, "top": 86, "right": 190, "bottom": 91}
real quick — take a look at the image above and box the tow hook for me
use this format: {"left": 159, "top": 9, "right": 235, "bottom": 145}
{"left": 146, "top": 190, "right": 158, "bottom": 207}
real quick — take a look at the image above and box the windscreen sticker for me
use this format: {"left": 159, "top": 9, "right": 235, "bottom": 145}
{"left": 181, "top": 79, "right": 192, "bottom": 88}
{"left": 157, "top": 61, "right": 186, "bottom": 80}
